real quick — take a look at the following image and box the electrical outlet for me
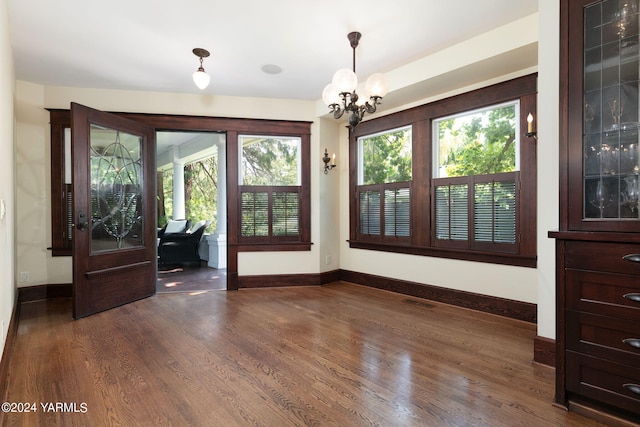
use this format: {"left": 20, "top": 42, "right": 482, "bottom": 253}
{"left": 325, "top": 255, "right": 331, "bottom": 265}
{"left": 20, "top": 271, "right": 29, "bottom": 283}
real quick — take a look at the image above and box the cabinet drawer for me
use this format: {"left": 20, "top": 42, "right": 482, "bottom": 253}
{"left": 566, "top": 269, "right": 640, "bottom": 320}
{"left": 567, "top": 310, "right": 640, "bottom": 366}
{"left": 565, "top": 241, "right": 640, "bottom": 274}
{"left": 567, "top": 351, "right": 640, "bottom": 414}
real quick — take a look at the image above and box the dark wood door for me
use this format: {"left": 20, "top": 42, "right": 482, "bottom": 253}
{"left": 71, "top": 103, "right": 156, "bottom": 318}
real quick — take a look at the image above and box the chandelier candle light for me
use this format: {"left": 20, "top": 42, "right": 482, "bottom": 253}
{"left": 322, "top": 32, "right": 388, "bottom": 129}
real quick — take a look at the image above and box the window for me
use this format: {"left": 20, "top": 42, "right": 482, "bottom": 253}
{"left": 49, "top": 110, "right": 72, "bottom": 256}
{"left": 238, "top": 135, "right": 309, "bottom": 245}
{"left": 432, "top": 102, "right": 519, "bottom": 253}
{"left": 349, "top": 74, "right": 537, "bottom": 267}
{"left": 356, "top": 127, "right": 412, "bottom": 243}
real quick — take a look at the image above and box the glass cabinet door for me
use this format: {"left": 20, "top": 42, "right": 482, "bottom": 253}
{"left": 583, "top": 1, "right": 640, "bottom": 221}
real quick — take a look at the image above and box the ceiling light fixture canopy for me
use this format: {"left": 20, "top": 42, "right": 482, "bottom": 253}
{"left": 192, "top": 48, "right": 211, "bottom": 90}
{"left": 322, "top": 32, "right": 388, "bottom": 129}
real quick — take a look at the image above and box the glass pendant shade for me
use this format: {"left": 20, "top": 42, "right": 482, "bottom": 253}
{"left": 332, "top": 68, "right": 358, "bottom": 93}
{"left": 355, "top": 86, "right": 370, "bottom": 106}
{"left": 192, "top": 69, "right": 210, "bottom": 90}
{"left": 365, "top": 73, "right": 389, "bottom": 98}
{"left": 322, "top": 83, "right": 341, "bottom": 106}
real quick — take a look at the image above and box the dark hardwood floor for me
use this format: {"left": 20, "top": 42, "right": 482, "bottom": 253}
{"left": 3, "top": 282, "right": 610, "bottom": 426}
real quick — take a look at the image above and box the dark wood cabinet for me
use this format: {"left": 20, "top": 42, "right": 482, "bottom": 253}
{"left": 553, "top": 0, "right": 640, "bottom": 423}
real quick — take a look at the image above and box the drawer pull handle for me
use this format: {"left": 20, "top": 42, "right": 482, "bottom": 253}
{"left": 622, "top": 253, "right": 640, "bottom": 263}
{"left": 623, "top": 338, "right": 640, "bottom": 349}
{"left": 624, "top": 383, "right": 640, "bottom": 395}
{"left": 624, "top": 293, "right": 640, "bottom": 303}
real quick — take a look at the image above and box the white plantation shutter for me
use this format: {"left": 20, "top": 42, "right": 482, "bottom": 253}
{"left": 435, "top": 183, "right": 469, "bottom": 241}
{"left": 272, "top": 191, "right": 299, "bottom": 237}
{"left": 241, "top": 191, "right": 269, "bottom": 237}
{"left": 384, "top": 187, "right": 411, "bottom": 237}
{"left": 240, "top": 188, "right": 301, "bottom": 240}
{"left": 359, "top": 190, "right": 381, "bottom": 235}
{"left": 434, "top": 174, "right": 518, "bottom": 250}
{"left": 474, "top": 181, "right": 516, "bottom": 244}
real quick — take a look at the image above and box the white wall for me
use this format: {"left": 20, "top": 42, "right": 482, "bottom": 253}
{"left": 536, "top": 0, "right": 560, "bottom": 340}
{"left": 12, "top": 6, "right": 561, "bottom": 341}
{"left": 0, "top": 0, "right": 16, "bottom": 359}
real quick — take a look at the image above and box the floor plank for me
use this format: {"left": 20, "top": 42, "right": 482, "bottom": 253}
{"left": 3, "top": 282, "right": 608, "bottom": 426}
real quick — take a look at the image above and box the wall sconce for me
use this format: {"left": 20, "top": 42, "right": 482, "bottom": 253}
{"left": 526, "top": 113, "right": 537, "bottom": 139}
{"left": 322, "top": 148, "right": 337, "bottom": 174}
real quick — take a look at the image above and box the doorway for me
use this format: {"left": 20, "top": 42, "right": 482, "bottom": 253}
{"left": 155, "top": 130, "right": 227, "bottom": 293}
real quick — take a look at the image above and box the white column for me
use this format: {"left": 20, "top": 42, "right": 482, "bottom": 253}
{"left": 215, "top": 141, "right": 227, "bottom": 236}
{"left": 208, "top": 140, "right": 227, "bottom": 268}
{"left": 172, "top": 156, "right": 186, "bottom": 220}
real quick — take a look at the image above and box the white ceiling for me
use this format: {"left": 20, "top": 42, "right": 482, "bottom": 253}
{"left": 8, "top": 0, "right": 538, "bottom": 101}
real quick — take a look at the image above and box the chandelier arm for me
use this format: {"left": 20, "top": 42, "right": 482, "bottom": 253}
{"left": 332, "top": 106, "right": 345, "bottom": 119}
{"left": 358, "top": 105, "right": 366, "bottom": 121}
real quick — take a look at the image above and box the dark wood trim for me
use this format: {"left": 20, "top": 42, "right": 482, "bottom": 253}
{"left": 340, "top": 269, "right": 537, "bottom": 323}
{"left": 554, "top": 238, "right": 567, "bottom": 407}
{"left": 549, "top": 229, "right": 640, "bottom": 244}
{"left": 238, "top": 270, "right": 339, "bottom": 288}
{"left": 48, "top": 109, "right": 71, "bottom": 256}
{"left": 17, "top": 284, "right": 73, "bottom": 303}
{"left": 0, "top": 292, "right": 19, "bottom": 414}
{"left": 533, "top": 335, "right": 556, "bottom": 367}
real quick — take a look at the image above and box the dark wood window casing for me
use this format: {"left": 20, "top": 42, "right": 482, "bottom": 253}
{"left": 349, "top": 74, "right": 537, "bottom": 268}
{"left": 49, "top": 110, "right": 72, "bottom": 256}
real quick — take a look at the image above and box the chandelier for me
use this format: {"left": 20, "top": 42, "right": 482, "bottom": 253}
{"left": 322, "top": 32, "right": 388, "bottom": 129}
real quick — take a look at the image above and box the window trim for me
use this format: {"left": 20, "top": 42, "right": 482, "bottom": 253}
{"left": 49, "top": 110, "right": 72, "bottom": 256}
{"left": 348, "top": 74, "right": 537, "bottom": 268}
{"left": 234, "top": 131, "right": 311, "bottom": 250}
